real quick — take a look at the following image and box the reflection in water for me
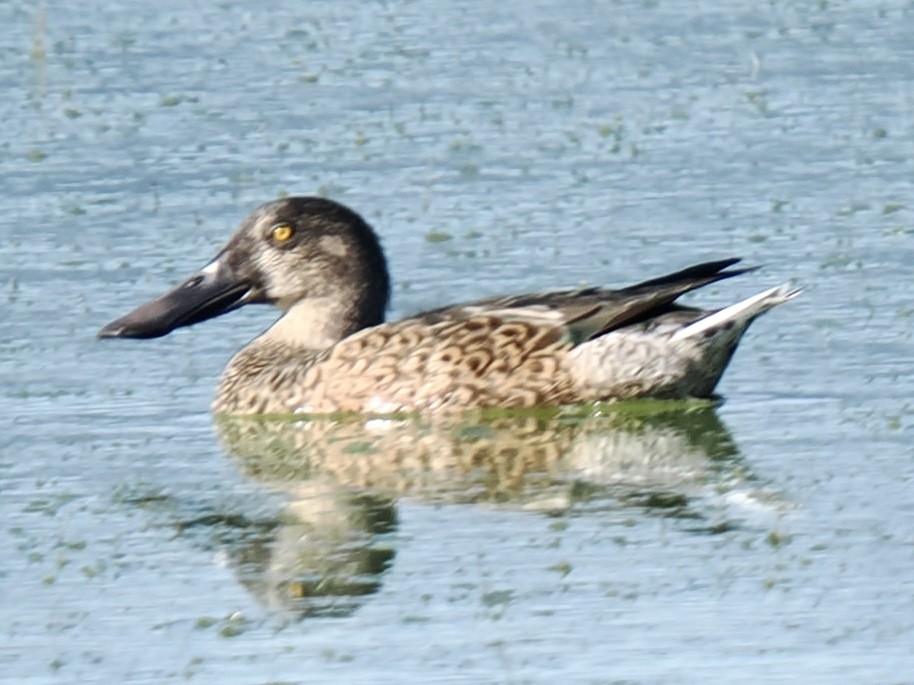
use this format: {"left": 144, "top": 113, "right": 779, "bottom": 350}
{"left": 174, "top": 489, "right": 396, "bottom": 621}
{"left": 216, "top": 404, "right": 746, "bottom": 511}
{"left": 228, "top": 486, "right": 396, "bottom": 619}
{"left": 208, "top": 404, "right": 758, "bottom": 618}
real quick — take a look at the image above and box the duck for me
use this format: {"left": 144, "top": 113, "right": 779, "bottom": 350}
{"left": 98, "top": 196, "right": 799, "bottom": 415}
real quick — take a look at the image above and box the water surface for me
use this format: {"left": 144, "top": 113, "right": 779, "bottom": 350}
{"left": 2, "top": 1, "right": 914, "bottom": 683}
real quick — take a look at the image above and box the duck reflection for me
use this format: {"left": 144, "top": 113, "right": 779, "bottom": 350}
{"left": 171, "top": 486, "right": 396, "bottom": 620}
{"left": 210, "top": 403, "right": 751, "bottom": 618}
{"left": 227, "top": 485, "right": 396, "bottom": 619}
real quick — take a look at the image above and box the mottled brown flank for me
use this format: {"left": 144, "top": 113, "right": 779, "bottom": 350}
{"left": 213, "top": 313, "right": 579, "bottom": 414}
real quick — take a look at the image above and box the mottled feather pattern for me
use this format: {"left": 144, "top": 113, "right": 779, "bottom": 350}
{"left": 215, "top": 313, "right": 579, "bottom": 414}
{"left": 99, "top": 197, "right": 798, "bottom": 415}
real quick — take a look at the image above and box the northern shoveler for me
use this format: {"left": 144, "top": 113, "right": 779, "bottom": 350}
{"left": 98, "top": 197, "right": 799, "bottom": 414}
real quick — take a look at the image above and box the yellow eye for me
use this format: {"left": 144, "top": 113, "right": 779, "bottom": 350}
{"left": 270, "top": 224, "right": 294, "bottom": 243}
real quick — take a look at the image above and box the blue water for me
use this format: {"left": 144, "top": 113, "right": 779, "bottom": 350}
{"left": 2, "top": 1, "right": 914, "bottom": 683}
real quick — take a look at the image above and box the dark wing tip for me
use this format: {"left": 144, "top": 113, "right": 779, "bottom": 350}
{"left": 97, "top": 322, "right": 124, "bottom": 339}
{"left": 627, "top": 258, "right": 750, "bottom": 290}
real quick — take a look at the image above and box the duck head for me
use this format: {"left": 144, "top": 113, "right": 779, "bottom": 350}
{"left": 98, "top": 197, "right": 391, "bottom": 340}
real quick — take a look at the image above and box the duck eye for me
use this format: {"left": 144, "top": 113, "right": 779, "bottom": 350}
{"left": 270, "top": 224, "right": 295, "bottom": 243}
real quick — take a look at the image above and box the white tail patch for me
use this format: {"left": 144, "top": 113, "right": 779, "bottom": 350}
{"left": 672, "top": 282, "right": 801, "bottom": 341}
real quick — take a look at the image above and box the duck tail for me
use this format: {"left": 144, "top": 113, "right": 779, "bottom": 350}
{"left": 672, "top": 282, "right": 801, "bottom": 341}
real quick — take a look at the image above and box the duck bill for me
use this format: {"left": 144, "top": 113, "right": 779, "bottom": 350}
{"left": 98, "top": 259, "right": 253, "bottom": 339}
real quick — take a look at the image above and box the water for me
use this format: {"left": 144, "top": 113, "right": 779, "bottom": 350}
{"left": 2, "top": 0, "right": 914, "bottom": 682}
